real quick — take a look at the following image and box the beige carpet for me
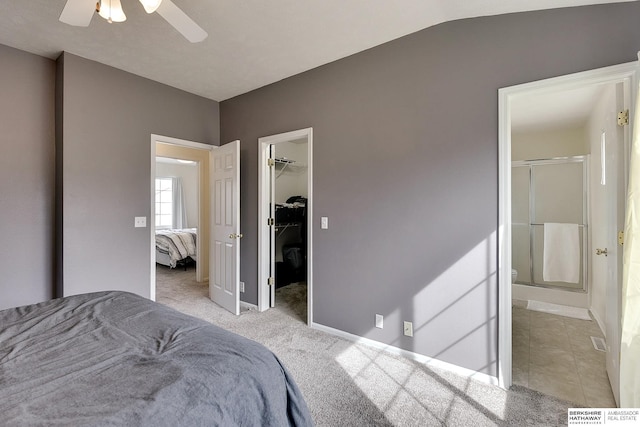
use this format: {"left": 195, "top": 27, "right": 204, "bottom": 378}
{"left": 156, "top": 265, "right": 576, "bottom": 426}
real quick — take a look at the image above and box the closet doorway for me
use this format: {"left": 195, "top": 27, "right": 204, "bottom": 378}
{"left": 258, "top": 128, "right": 313, "bottom": 325}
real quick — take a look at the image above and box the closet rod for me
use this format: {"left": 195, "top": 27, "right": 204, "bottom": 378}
{"left": 275, "top": 158, "right": 295, "bottom": 164}
{"left": 529, "top": 223, "right": 586, "bottom": 227}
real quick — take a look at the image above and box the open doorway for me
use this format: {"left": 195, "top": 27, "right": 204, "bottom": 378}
{"left": 498, "top": 63, "right": 636, "bottom": 403}
{"left": 155, "top": 157, "right": 198, "bottom": 268}
{"left": 149, "top": 135, "right": 213, "bottom": 301}
{"left": 258, "top": 128, "right": 313, "bottom": 325}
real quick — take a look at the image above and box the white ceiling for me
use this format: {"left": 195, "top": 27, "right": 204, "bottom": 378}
{"left": 156, "top": 156, "right": 196, "bottom": 165}
{"left": 0, "top": 0, "right": 632, "bottom": 101}
{"left": 511, "top": 85, "right": 609, "bottom": 133}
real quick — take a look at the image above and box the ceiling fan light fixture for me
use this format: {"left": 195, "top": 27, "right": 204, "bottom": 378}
{"left": 97, "top": 0, "right": 126, "bottom": 23}
{"left": 61, "top": 0, "right": 204, "bottom": 42}
{"left": 140, "top": 0, "right": 163, "bottom": 14}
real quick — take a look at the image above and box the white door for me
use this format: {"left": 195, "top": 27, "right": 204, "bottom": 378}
{"left": 209, "top": 140, "right": 240, "bottom": 315}
{"left": 269, "top": 145, "right": 276, "bottom": 307}
{"left": 604, "top": 83, "right": 628, "bottom": 406}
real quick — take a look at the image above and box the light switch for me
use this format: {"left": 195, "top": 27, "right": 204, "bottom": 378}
{"left": 321, "top": 217, "right": 328, "bottom": 229}
{"left": 134, "top": 216, "right": 147, "bottom": 228}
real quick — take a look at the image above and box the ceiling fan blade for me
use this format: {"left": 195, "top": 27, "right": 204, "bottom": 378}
{"left": 59, "top": 0, "right": 96, "bottom": 27}
{"left": 156, "top": 0, "right": 208, "bottom": 43}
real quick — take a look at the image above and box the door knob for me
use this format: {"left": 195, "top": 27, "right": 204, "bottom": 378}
{"left": 596, "top": 248, "right": 608, "bottom": 256}
{"left": 229, "top": 233, "right": 243, "bottom": 239}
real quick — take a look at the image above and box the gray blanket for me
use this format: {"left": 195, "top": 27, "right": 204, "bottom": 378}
{"left": 0, "top": 291, "right": 313, "bottom": 426}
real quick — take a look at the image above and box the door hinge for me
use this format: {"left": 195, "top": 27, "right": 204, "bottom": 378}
{"left": 268, "top": 277, "right": 275, "bottom": 286}
{"left": 267, "top": 158, "right": 275, "bottom": 167}
{"left": 618, "top": 230, "right": 625, "bottom": 246}
{"left": 617, "top": 110, "right": 629, "bottom": 126}
{"left": 268, "top": 218, "right": 275, "bottom": 226}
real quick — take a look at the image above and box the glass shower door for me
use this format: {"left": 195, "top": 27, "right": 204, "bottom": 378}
{"left": 512, "top": 166, "right": 531, "bottom": 284}
{"left": 531, "top": 161, "right": 586, "bottom": 291}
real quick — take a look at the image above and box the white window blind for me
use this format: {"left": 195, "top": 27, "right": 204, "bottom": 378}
{"left": 155, "top": 177, "right": 173, "bottom": 228}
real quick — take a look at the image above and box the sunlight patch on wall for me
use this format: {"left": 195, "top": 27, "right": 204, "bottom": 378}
{"left": 412, "top": 232, "right": 497, "bottom": 366}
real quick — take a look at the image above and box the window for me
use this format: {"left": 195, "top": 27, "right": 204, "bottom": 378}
{"left": 155, "top": 177, "right": 173, "bottom": 228}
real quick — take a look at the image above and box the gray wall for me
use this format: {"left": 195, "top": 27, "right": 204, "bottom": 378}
{"left": 0, "top": 44, "right": 55, "bottom": 310}
{"left": 58, "top": 53, "right": 219, "bottom": 298}
{"left": 220, "top": 3, "right": 640, "bottom": 375}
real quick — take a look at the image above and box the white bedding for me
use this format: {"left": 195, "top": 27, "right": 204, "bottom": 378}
{"left": 155, "top": 228, "right": 197, "bottom": 268}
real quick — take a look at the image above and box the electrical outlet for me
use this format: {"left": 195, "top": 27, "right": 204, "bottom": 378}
{"left": 240, "top": 281, "right": 245, "bottom": 293}
{"left": 375, "top": 314, "right": 383, "bottom": 329}
{"left": 134, "top": 216, "right": 146, "bottom": 228}
{"left": 403, "top": 321, "right": 413, "bottom": 337}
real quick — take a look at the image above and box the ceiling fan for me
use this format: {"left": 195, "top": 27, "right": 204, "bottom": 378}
{"left": 59, "top": 0, "right": 208, "bottom": 43}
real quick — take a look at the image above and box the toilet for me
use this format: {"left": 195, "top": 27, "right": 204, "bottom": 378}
{"left": 512, "top": 269, "right": 518, "bottom": 284}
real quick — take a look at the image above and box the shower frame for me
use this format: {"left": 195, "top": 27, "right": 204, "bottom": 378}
{"left": 512, "top": 155, "right": 589, "bottom": 293}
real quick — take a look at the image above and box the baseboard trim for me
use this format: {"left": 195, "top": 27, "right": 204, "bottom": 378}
{"left": 311, "top": 322, "right": 500, "bottom": 387}
{"left": 526, "top": 300, "right": 591, "bottom": 320}
{"left": 240, "top": 301, "right": 258, "bottom": 312}
{"left": 590, "top": 309, "right": 606, "bottom": 338}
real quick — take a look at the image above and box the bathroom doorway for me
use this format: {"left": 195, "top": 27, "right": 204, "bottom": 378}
{"left": 497, "top": 61, "right": 636, "bottom": 397}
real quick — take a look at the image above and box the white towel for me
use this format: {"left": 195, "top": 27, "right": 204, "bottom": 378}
{"left": 543, "top": 223, "right": 580, "bottom": 283}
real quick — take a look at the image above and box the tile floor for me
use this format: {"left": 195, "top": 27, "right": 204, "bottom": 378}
{"left": 512, "top": 303, "right": 617, "bottom": 407}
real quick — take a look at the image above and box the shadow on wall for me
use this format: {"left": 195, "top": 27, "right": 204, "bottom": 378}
{"left": 403, "top": 232, "right": 497, "bottom": 374}
{"left": 331, "top": 230, "right": 498, "bottom": 376}
{"left": 308, "top": 128, "right": 499, "bottom": 376}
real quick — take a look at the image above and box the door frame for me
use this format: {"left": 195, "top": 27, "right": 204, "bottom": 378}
{"left": 497, "top": 62, "right": 637, "bottom": 389}
{"left": 258, "top": 128, "right": 313, "bottom": 325}
{"left": 150, "top": 134, "right": 214, "bottom": 301}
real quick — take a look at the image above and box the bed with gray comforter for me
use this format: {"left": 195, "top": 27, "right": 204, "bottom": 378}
{"left": 0, "top": 291, "right": 313, "bottom": 426}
